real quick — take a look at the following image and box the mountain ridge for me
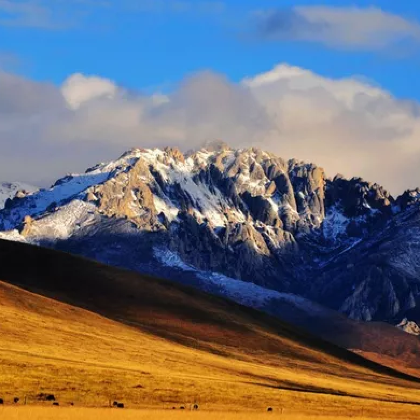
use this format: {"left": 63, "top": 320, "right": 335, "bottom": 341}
{"left": 0, "top": 145, "right": 419, "bottom": 326}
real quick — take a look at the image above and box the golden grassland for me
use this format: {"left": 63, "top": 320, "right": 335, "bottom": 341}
{"left": 0, "top": 241, "right": 420, "bottom": 418}
{"left": 355, "top": 350, "right": 420, "bottom": 379}
{"left": 0, "top": 280, "right": 420, "bottom": 418}
{"left": 1, "top": 407, "right": 420, "bottom": 420}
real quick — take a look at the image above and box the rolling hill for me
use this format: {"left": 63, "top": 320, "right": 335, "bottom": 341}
{"left": 0, "top": 239, "right": 420, "bottom": 418}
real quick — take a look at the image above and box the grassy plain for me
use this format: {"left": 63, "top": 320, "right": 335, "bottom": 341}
{"left": 0, "top": 240, "right": 419, "bottom": 418}
{"left": 1, "top": 407, "right": 420, "bottom": 420}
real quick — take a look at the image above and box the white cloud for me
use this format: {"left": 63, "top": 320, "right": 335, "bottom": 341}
{"left": 254, "top": 6, "right": 420, "bottom": 51}
{"left": 242, "top": 64, "right": 420, "bottom": 192}
{"left": 1, "top": 64, "right": 420, "bottom": 194}
{"left": 61, "top": 73, "right": 118, "bottom": 109}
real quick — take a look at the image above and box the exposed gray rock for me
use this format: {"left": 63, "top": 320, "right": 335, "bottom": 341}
{"left": 2, "top": 145, "right": 420, "bottom": 326}
{"left": 396, "top": 318, "right": 420, "bottom": 335}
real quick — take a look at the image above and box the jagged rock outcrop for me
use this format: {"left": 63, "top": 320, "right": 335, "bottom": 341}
{"left": 396, "top": 318, "right": 420, "bottom": 336}
{"left": 1, "top": 145, "right": 420, "bottom": 325}
{"left": 90, "top": 158, "right": 159, "bottom": 230}
{"left": 326, "top": 176, "right": 392, "bottom": 218}
{"left": 20, "top": 215, "right": 34, "bottom": 237}
{"left": 394, "top": 189, "right": 420, "bottom": 211}
{"left": 311, "top": 204, "right": 420, "bottom": 321}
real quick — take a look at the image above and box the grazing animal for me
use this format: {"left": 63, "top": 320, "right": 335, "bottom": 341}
{"left": 117, "top": 403, "right": 124, "bottom": 408}
{"left": 180, "top": 406, "right": 185, "bottom": 410}
{"left": 70, "top": 402, "right": 74, "bottom": 406}
{"left": 53, "top": 402, "right": 59, "bottom": 406}
{"left": 267, "top": 407, "right": 273, "bottom": 412}
{"left": 0, "top": 398, "right": 3, "bottom": 405}
{"left": 172, "top": 407, "right": 176, "bottom": 409}
{"left": 46, "top": 394, "right": 56, "bottom": 401}
{"left": 13, "top": 397, "right": 19, "bottom": 404}
{"left": 113, "top": 401, "right": 118, "bottom": 406}
{"left": 193, "top": 404, "right": 199, "bottom": 410}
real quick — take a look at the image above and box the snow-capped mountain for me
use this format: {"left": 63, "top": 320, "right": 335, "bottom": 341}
{"left": 0, "top": 182, "right": 38, "bottom": 210}
{"left": 0, "top": 143, "right": 418, "bottom": 328}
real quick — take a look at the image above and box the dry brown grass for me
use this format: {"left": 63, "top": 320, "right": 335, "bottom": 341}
{"left": 1, "top": 280, "right": 420, "bottom": 418}
{"left": 0, "top": 241, "right": 420, "bottom": 418}
{"left": 1, "top": 407, "right": 420, "bottom": 420}
{"left": 356, "top": 350, "right": 420, "bottom": 378}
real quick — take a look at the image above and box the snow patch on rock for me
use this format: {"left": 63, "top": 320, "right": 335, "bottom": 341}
{"left": 0, "top": 182, "right": 38, "bottom": 209}
{"left": 396, "top": 318, "right": 420, "bottom": 336}
{"left": 154, "top": 247, "right": 329, "bottom": 315}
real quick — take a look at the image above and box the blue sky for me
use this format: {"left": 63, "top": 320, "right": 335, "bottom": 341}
{"left": 1, "top": 0, "right": 420, "bottom": 99}
{"left": 1, "top": 1, "right": 420, "bottom": 192}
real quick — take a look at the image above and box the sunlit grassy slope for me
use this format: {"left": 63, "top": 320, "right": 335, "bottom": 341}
{"left": 0, "top": 239, "right": 419, "bottom": 418}
{"left": 1, "top": 407, "right": 420, "bottom": 420}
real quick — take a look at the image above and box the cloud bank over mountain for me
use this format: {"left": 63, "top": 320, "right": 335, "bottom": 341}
{"left": 0, "top": 63, "right": 420, "bottom": 193}
{"left": 253, "top": 6, "right": 420, "bottom": 51}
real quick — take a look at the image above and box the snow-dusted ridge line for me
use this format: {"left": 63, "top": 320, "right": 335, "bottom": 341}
{"left": 0, "top": 182, "right": 39, "bottom": 210}
{"left": 0, "top": 229, "right": 27, "bottom": 243}
{"left": 0, "top": 145, "right": 388, "bottom": 269}
{"left": 154, "top": 247, "right": 327, "bottom": 315}
{"left": 0, "top": 145, "right": 412, "bottom": 324}
{"left": 1, "top": 146, "right": 294, "bottom": 236}
{"left": 0, "top": 149, "right": 149, "bottom": 231}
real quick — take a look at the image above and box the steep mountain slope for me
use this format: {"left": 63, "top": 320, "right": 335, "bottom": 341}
{"left": 148, "top": 248, "right": 420, "bottom": 377}
{"left": 0, "top": 239, "right": 420, "bottom": 416}
{"left": 310, "top": 203, "right": 420, "bottom": 322}
{"left": 0, "top": 144, "right": 418, "bottom": 326}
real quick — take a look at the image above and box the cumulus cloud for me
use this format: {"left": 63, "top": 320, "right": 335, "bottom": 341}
{"left": 1, "top": 64, "right": 420, "bottom": 194}
{"left": 61, "top": 74, "right": 118, "bottom": 110}
{"left": 242, "top": 65, "right": 420, "bottom": 192}
{"left": 254, "top": 6, "right": 420, "bottom": 51}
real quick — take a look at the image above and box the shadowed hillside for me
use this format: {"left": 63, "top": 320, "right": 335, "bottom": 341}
{"left": 0, "top": 239, "right": 420, "bottom": 416}
{"left": 259, "top": 296, "right": 420, "bottom": 377}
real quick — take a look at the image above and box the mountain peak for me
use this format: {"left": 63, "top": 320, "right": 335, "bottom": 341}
{"left": 199, "top": 139, "right": 231, "bottom": 153}
{"left": 0, "top": 145, "right": 419, "bottom": 326}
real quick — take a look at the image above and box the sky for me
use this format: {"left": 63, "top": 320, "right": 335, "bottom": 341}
{"left": 1, "top": 0, "right": 420, "bottom": 194}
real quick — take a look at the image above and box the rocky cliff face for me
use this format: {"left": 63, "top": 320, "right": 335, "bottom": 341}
{"left": 0, "top": 144, "right": 419, "bottom": 326}
{"left": 310, "top": 204, "right": 420, "bottom": 322}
